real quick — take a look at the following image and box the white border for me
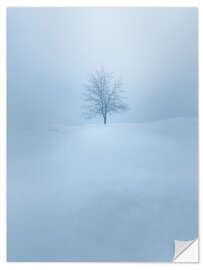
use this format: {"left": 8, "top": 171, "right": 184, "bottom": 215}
{"left": 0, "top": 0, "right": 201, "bottom": 269}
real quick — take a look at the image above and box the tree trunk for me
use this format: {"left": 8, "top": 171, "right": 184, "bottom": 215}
{"left": 104, "top": 114, "right": 107, "bottom": 125}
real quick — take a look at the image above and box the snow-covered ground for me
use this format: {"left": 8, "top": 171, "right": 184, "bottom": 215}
{"left": 7, "top": 117, "right": 198, "bottom": 261}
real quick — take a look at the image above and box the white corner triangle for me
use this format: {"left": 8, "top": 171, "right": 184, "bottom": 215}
{"left": 173, "top": 239, "right": 199, "bottom": 263}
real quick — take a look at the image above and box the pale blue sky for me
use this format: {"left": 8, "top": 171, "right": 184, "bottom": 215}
{"left": 7, "top": 8, "right": 198, "bottom": 128}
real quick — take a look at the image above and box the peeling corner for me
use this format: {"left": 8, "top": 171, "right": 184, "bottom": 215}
{"left": 173, "top": 239, "right": 199, "bottom": 263}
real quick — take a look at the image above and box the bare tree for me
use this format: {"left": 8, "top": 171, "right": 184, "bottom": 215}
{"left": 83, "top": 69, "right": 128, "bottom": 125}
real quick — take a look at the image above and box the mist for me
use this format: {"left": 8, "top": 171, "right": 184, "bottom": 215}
{"left": 7, "top": 8, "right": 198, "bottom": 129}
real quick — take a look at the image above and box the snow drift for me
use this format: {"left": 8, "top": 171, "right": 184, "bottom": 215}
{"left": 7, "top": 117, "right": 198, "bottom": 261}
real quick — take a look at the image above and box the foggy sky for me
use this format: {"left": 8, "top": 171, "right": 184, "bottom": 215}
{"left": 7, "top": 8, "right": 198, "bottom": 128}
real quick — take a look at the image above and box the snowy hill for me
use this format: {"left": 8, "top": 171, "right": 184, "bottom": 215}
{"left": 7, "top": 117, "right": 198, "bottom": 261}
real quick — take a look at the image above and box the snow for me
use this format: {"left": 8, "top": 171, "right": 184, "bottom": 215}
{"left": 7, "top": 117, "right": 198, "bottom": 261}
